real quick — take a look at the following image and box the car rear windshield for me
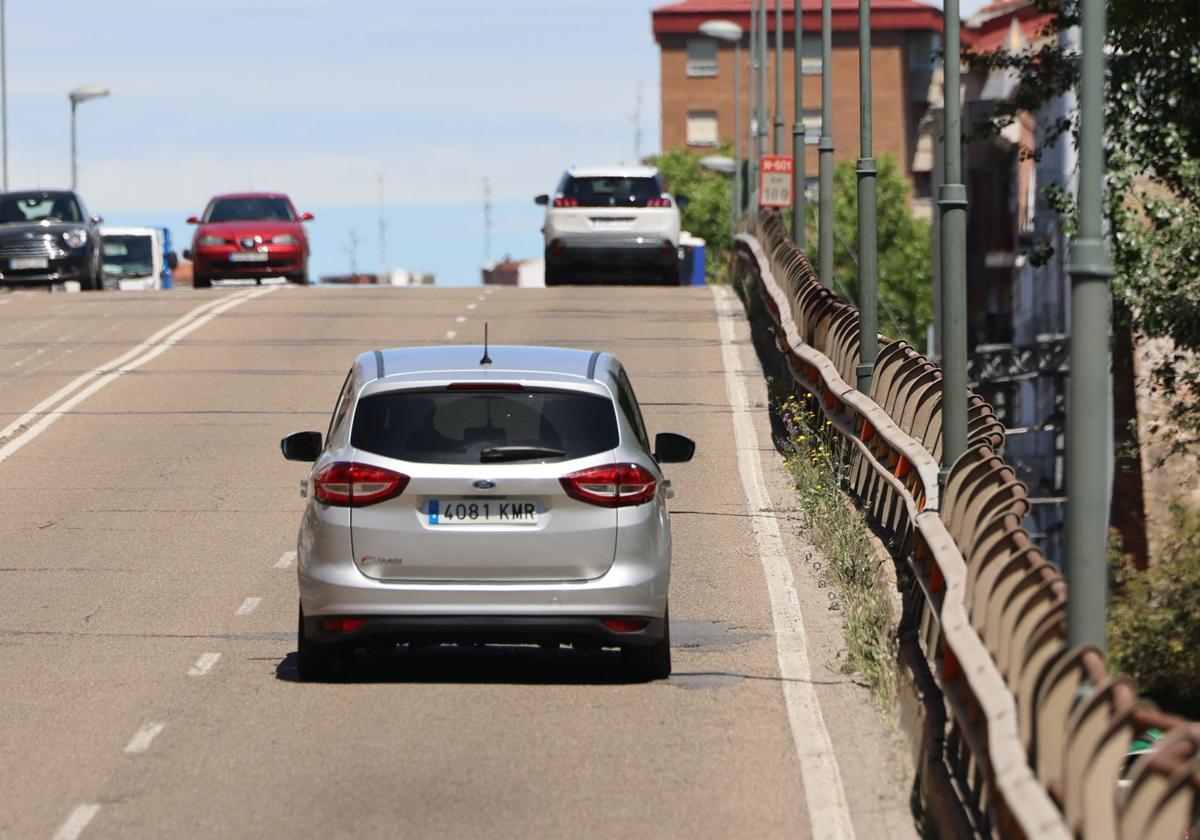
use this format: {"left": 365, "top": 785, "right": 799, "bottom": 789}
{"left": 205, "top": 197, "right": 294, "bottom": 223}
{"left": 351, "top": 389, "right": 619, "bottom": 465}
{"left": 559, "top": 176, "right": 662, "bottom": 208}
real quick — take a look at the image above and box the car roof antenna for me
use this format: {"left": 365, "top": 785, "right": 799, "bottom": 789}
{"left": 479, "top": 322, "right": 492, "bottom": 366}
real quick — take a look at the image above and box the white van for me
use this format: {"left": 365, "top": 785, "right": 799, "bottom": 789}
{"left": 100, "top": 226, "right": 175, "bottom": 290}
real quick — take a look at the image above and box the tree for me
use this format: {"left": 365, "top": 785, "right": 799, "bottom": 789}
{"left": 648, "top": 145, "right": 734, "bottom": 283}
{"left": 969, "top": 0, "right": 1200, "bottom": 458}
{"left": 808, "top": 156, "right": 934, "bottom": 348}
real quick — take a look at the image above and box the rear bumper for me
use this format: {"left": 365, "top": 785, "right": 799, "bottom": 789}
{"left": 302, "top": 614, "right": 665, "bottom": 646}
{"left": 547, "top": 236, "right": 678, "bottom": 268}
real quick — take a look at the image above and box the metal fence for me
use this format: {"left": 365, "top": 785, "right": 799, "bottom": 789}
{"left": 736, "top": 208, "right": 1200, "bottom": 839}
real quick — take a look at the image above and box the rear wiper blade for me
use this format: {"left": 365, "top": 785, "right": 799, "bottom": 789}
{"left": 479, "top": 446, "right": 567, "bottom": 463}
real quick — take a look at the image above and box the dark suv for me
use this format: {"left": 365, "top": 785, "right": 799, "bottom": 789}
{"left": 0, "top": 191, "right": 104, "bottom": 290}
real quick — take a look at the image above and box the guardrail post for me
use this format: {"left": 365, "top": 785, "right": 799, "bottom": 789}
{"left": 856, "top": 0, "right": 878, "bottom": 393}
{"left": 938, "top": 0, "right": 969, "bottom": 484}
{"left": 791, "top": 0, "right": 806, "bottom": 248}
{"left": 1065, "top": 0, "right": 1113, "bottom": 650}
{"left": 816, "top": 0, "right": 833, "bottom": 289}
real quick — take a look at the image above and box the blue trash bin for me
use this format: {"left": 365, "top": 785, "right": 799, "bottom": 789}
{"left": 680, "top": 233, "right": 707, "bottom": 285}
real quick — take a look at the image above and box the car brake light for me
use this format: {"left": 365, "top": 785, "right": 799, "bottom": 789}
{"left": 313, "top": 462, "right": 409, "bottom": 507}
{"left": 602, "top": 619, "right": 648, "bottom": 633}
{"left": 321, "top": 618, "right": 365, "bottom": 633}
{"left": 647, "top": 196, "right": 672, "bottom": 207}
{"left": 552, "top": 197, "right": 578, "bottom": 207}
{"left": 560, "top": 463, "right": 657, "bottom": 507}
{"left": 446, "top": 382, "right": 524, "bottom": 391}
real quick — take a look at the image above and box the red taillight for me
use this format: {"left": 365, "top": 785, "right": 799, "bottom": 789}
{"left": 602, "top": 619, "right": 648, "bottom": 633}
{"left": 321, "top": 618, "right": 365, "bottom": 633}
{"left": 560, "top": 463, "right": 657, "bottom": 507}
{"left": 446, "top": 382, "right": 524, "bottom": 391}
{"left": 646, "top": 196, "right": 672, "bottom": 207}
{"left": 313, "top": 462, "right": 409, "bottom": 507}
{"left": 552, "top": 197, "right": 578, "bottom": 207}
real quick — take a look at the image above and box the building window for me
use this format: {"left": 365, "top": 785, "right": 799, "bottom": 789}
{"left": 687, "top": 39, "right": 718, "bottom": 77}
{"left": 802, "top": 109, "right": 821, "bottom": 144}
{"left": 909, "top": 32, "right": 942, "bottom": 69}
{"left": 800, "top": 37, "right": 822, "bottom": 74}
{"left": 686, "top": 110, "right": 719, "bottom": 146}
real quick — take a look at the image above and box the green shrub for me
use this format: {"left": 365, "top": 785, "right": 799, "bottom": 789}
{"left": 1109, "top": 503, "right": 1200, "bottom": 717}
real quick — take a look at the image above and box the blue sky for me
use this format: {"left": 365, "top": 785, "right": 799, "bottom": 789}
{"left": 3, "top": 0, "right": 981, "bottom": 284}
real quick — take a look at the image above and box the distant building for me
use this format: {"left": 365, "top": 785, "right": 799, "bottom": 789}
{"left": 482, "top": 258, "right": 545, "bottom": 288}
{"left": 651, "top": 0, "right": 947, "bottom": 207}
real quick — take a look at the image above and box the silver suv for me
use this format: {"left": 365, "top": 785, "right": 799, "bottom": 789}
{"left": 281, "top": 344, "right": 695, "bottom": 682}
{"left": 535, "top": 166, "right": 685, "bottom": 286}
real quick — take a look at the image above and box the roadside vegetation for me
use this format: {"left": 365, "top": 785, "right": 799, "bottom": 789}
{"left": 649, "top": 144, "right": 736, "bottom": 284}
{"left": 776, "top": 390, "right": 900, "bottom": 711}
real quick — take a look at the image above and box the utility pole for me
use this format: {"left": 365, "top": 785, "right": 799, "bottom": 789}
{"left": 377, "top": 174, "right": 387, "bottom": 274}
{"left": 757, "top": 0, "right": 768, "bottom": 180}
{"left": 750, "top": 0, "right": 760, "bottom": 194}
{"left": 855, "top": 0, "right": 878, "bottom": 392}
{"left": 939, "top": 0, "right": 969, "bottom": 484}
{"left": 1, "top": 0, "right": 8, "bottom": 191}
{"left": 345, "top": 228, "right": 360, "bottom": 276}
{"left": 929, "top": 103, "right": 944, "bottom": 361}
{"left": 1065, "top": 0, "right": 1113, "bottom": 649}
{"left": 773, "top": 0, "right": 784, "bottom": 156}
{"left": 791, "top": 0, "right": 806, "bottom": 248}
{"left": 632, "top": 81, "right": 643, "bottom": 163}
{"left": 483, "top": 177, "right": 492, "bottom": 264}
{"left": 817, "top": 0, "right": 834, "bottom": 288}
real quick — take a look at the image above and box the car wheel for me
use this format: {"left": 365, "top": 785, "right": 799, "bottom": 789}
{"left": 193, "top": 273, "right": 212, "bottom": 289}
{"left": 661, "top": 266, "right": 682, "bottom": 286}
{"left": 297, "top": 604, "right": 344, "bottom": 682}
{"left": 621, "top": 606, "right": 671, "bottom": 681}
{"left": 288, "top": 268, "right": 309, "bottom": 286}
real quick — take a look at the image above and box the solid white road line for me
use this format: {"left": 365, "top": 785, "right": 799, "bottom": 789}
{"left": 711, "top": 285, "right": 857, "bottom": 840}
{"left": 0, "top": 292, "right": 234, "bottom": 442}
{"left": 188, "top": 652, "right": 222, "bottom": 677}
{"left": 53, "top": 804, "right": 101, "bottom": 840}
{"left": 275, "top": 551, "right": 297, "bottom": 569}
{"left": 0, "top": 287, "right": 277, "bottom": 466}
{"left": 235, "top": 597, "right": 262, "bottom": 616}
{"left": 123, "top": 722, "right": 166, "bottom": 754}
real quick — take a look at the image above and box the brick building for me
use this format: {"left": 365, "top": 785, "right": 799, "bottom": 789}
{"left": 652, "top": 0, "right": 946, "bottom": 202}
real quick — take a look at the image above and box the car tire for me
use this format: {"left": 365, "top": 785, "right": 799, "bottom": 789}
{"left": 193, "top": 273, "right": 212, "bottom": 289}
{"left": 621, "top": 606, "right": 671, "bottom": 681}
{"left": 288, "top": 268, "right": 309, "bottom": 286}
{"left": 297, "top": 605, "right": 344, "bottom": 682}
{"left": 661, "top": 267, "right": 682, "bottom": 286}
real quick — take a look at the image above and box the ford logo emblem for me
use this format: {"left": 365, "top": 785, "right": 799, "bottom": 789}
{"left": 473, "top": 479, "right": 495, "bottom": 490}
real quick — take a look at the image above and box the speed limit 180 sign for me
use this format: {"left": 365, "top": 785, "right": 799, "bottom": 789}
{"left": 759, "top": 156, "right": 793, "bottom": 208}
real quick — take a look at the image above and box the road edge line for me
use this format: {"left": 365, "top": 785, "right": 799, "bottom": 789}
{"left": 711, "top": 284, "right": 857, "bottom": 840}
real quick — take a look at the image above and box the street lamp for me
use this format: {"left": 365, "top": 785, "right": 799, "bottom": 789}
{"left": 69, "top": 85, "right": 109, "bottom": 190}
{"left": 698, "top": 20, "right": 744, "bottom": 233}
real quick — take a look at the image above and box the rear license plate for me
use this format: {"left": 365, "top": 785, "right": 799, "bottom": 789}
{"left": 429, "top": 499, "right": 538, "bottom": 525}
{"left": 9, "top": 257, "right": 48, "bottom": 270}
{"left": 229, "top": 252, "right": 268, "bottom": 263}
{"left": 590, "top": 218, "right": 634, "bottom": 230}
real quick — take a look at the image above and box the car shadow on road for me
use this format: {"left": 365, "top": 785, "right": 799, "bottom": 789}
{"left": 275, "top": 643, "right": 640, "bottom": 686}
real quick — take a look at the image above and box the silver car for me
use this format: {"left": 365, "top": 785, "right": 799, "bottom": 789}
{"left": 281, "top": 345, "right": 695, "bottom": 682}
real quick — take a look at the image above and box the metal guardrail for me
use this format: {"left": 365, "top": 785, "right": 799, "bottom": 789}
{"left": 736, "top": 209, "right": 1200, "bottom": 839}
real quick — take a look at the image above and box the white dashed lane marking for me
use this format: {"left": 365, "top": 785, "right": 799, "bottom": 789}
{"left": 188, "top": 652, "right": 221, "bottom": 677}
{"left": 455, "top": 316, "right": 466, "bottom": 323}
{"left": 445, "top": 330, "right": 457, "bottom": 339}
{"left": 235, "top": 597, "right": 262, "bottom": 616}
{"left": 53, "top": 804, "right": 100, "bottom": 840}
{"left": 123, "top": 722, "right": 166, "bottom": 754}
{"left": 466, "top": 303, "right": 477, "bottom": 310}
{"left": 275, "top": 551, "right": 296, "bottom": 569}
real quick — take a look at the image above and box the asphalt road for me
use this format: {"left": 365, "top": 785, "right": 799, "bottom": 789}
{"left": 0, "top": 284, "right": 917, "bottom": 839}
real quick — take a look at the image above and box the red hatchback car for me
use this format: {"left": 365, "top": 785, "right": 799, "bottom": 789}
{"left": 186, "top": 193, "right": 313, "bottom": 287}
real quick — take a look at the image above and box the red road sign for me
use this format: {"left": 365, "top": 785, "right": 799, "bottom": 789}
{"left": 759, "top": 156, "right": 793, "bottom": 208}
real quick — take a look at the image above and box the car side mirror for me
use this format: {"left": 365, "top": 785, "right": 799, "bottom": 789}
{"left": 167, "top": 252, "right": 179, "bottom": 269}
{"left": 187, "top": 216, "right": 200, "bottom": 224}
{"left": 654, "top": 432, "right": 695, "bottom": 463}
{"left": 534, "top": 194, "right": 549, "bottom": 206}
{"left": 674, "top": 194, "right": 690, "bottom": 210}
{"left": 91, "top": 214, "right": 103, "bottom": 225}
{"left": 299, "top": 212, "right": 314, "bottom": 221}
{"left": 281, "top": 431, "right": 323, "bottom": 462}
{"left": 182, "top": 248, "right": 193, "bottom": 260}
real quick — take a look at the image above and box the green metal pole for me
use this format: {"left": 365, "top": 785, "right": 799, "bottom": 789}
{"left": 758, "top": 0, "right": 768, "bottom": 171}
{"left": 939, "top": 0, "right": 969, "bottom": 483}
{"left": 791, "top": 0, "right": 806, "bottom": 248}
{"left": 1066, "top": 0, "right": 1113, "bottom": 650}
{"left": 930, "top": 105, "right": 944, "bottom": 361}
{"left": 733, "top": 39, "right": 742, "bottom": 227}
{"left": 817, "top": 0, "right": 833, "bottom": 288}
{"left": 773, "top": 0, "right": 784, "bottom": 156}
{"left": 856, "top": 0, "right": 877, "bottom": 392}
{"left": 750, "top": 0, "right": 760, "bottom": 196}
